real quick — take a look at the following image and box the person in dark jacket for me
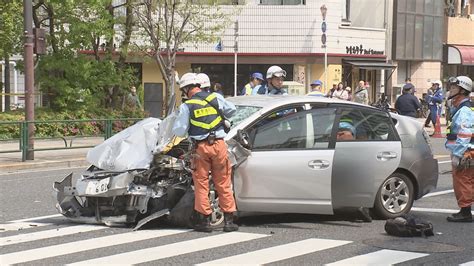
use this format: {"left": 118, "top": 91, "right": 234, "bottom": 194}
{"left": 395, "top": 83, "right": 421, "bottom": 118}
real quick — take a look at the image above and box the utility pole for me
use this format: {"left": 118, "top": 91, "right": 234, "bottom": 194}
{"left": 320, "top": 5, "right": 328, "bottom": 94}
{"left": 234, "top": 20, "right": 238, "bottom": 97}
{"left": 23, "top": 0, "right": 35, "bottom": 160}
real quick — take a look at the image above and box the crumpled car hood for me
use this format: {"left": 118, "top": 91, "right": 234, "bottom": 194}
{"left": 86, "top": 114, "right": 178, "bottom": 171}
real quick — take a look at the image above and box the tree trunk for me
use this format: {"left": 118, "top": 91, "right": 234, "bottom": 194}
{"left": 4, "top": 56, "right": 11, "bottom": 112}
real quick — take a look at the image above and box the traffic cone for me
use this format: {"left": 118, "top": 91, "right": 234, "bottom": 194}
{"left": 431, "top": 114, "right": 444, "bottom": 138}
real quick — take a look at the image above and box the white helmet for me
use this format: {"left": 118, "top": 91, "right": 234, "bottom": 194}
{"left": 431, "top": 80, "right": 442, "bottom": 87}
{"left": 455, "top": 76, "right": 472, "bottom": 92}
{"left": 179, "top": 73, "right": 200, "bottom": 89}
{"left": 196, "top": 73, "right": 211, "bottom": 88}
{"left": 266, "top": 65, "right": 287, "bottom": 79}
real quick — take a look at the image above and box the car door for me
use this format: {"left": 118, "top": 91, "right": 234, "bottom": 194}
{"left": 330, "top": 106, "right": 402, "bottom": 209}
{"left": 233, "top": 104, "right": 337, "bottom": 214}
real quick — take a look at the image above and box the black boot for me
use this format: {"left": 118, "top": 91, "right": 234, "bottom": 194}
{"left": 194, "top": 212, "right": 213, "bottom": 232}
{"left": 223, "top": 212, "right": 239, "bottom": 232}
{"left": 447, "top": 207, "right": 472, "bottom": 222}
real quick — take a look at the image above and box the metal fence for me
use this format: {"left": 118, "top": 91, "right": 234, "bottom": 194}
{"left": 0, "top": 118, "right": 143, "bottom": 161}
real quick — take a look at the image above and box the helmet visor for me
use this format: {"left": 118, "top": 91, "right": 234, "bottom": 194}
{"left": 272, "top": 69, "right": 287, "bottom": 78}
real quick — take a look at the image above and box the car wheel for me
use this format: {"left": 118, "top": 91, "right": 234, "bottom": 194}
{"left": 209, "top": 190, "right": 224, "bottom": 227}
{"left": 373, "top": 172, "right": 414, "bottom": 219}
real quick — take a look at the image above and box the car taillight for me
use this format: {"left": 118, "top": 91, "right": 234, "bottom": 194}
{"left": 422, "top": 128, "right": 433, "bottom": 153}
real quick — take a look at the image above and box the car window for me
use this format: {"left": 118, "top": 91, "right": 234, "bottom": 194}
{"left": 229, "top": 105, "right": 262, "bottom": 127}
{"left": 248, "top": 106, "right": 336, "bottom": 150}
{"left": 336, "top": 108, "right": 398, "bottom": 141}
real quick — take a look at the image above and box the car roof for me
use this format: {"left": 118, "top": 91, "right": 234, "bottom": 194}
{"left": 227, "top": 95, "right": 369, "bottom": 109}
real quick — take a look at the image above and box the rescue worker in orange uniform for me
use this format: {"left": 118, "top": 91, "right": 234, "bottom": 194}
{"left": 172, "top": 73, "right": 238, "bottom": 232}
{"left": 445, "top": 76, "right": 473, "bottom": 222}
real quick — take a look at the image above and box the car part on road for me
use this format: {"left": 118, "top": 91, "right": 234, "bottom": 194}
{"left": 373, "top": 172, "right": 414, "bottom": 219}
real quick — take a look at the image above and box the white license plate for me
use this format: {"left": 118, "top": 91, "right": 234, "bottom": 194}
{"left": 85, "top": 177, "right": 110, "bottom": 195}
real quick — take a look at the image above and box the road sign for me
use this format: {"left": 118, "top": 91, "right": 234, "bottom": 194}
{"left": 321, "top": 21, "right": 327, "bottom": 33}
{"left": 321, "top": 34, "right": 326, "bottom": 45}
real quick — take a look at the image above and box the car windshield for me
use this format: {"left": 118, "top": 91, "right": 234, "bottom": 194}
{"left": 229, "top": 105, "right": 262, "bottom": 127}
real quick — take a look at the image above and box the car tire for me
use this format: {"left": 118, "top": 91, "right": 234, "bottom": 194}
{"left": 373, "top": 172, "right": 414, "bottom": 219}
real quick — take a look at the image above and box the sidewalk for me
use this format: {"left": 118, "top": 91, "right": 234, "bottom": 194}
{"left": 0, "top": 137, "right": 103, "bottom": 172}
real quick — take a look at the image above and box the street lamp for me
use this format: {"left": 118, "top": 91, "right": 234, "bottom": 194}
{"left": 320, "top": 5, "right": 328, "bottom": 94}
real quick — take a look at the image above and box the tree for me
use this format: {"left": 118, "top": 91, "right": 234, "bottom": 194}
{"left": 134, "top": 0, "right": 233, "bottom": 114}
{"left": 0, "top": 0, "right": 23, "bottom": 111}
{"left": 31, "top": 0, "right": 138, "bottom": 111}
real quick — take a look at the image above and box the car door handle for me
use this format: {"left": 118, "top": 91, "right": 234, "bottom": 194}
{"left": 377, "top": 152, "right": 398, "bottom": 161}
{"left": 308, "top": 160, "right": 330, "bottom": 170}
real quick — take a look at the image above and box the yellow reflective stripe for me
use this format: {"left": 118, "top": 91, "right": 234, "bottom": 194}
{"left": 194, "top": 107, "right": 218, "bottom": 118}
{"left": 186, "top": 99, "right": 207, "bottom": 106}
{"left": 205, "top": 93, "right": 217, "bottom": 102}
{"left": 190, "top": 116, "right": 222, "bottom": 130}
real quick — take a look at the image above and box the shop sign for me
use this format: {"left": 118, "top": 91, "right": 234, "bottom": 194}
{"left": 346, "top": 45, "right": 383, "bottom": 55}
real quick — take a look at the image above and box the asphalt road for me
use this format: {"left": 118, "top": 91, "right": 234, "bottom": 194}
{"left": 0, "top": 138, "right": 473, "bottom": 265}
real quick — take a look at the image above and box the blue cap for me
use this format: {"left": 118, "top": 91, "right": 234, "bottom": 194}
{"left": 251, "top": 72, "right": 264, "bottom": 81}
{"left": 403, "top": 83, "right": 414, "bottom": 90}
{"left": 338, "top": 121, "right": 356, "bottom": 136}
{"left": 311, "top": 80, "right": 323, "bottom": 86}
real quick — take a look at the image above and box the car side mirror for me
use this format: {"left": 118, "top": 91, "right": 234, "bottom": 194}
{"left": 236, "top": 129, "right": 251, "bottom": 149}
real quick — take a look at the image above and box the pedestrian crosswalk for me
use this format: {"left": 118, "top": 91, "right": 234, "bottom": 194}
{"left": 1, "top": 215, "right": 472, "bottom": 265}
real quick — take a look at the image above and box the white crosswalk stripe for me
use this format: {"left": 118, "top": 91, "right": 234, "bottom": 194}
{"left": 0, "top": 229, "right": 190, "bottom": 265}
{"left": 326, "top": 249, "right": 429, "bottom": 265}
{"left": 199, "top": 238, "right": 351, "bottom": 265}
{"left": 1, "top": 225, "right": 106, "bottom": 246}
{"left": 68, "top": 232, "right": 269, "bottom": 265}
{"left": 460, "top": 261, "right": 474, "bottom": 266}
{"left": 0, "top": 214, "right": 64, "bottom": 232}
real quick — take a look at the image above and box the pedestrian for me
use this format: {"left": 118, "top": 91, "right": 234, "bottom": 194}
{"left": 213, "top": 82, "right": 224, "bottom": 96}
{"left": 353, "top": 80, "right": 369, "bottom": 105}
{"left": 241, "top": 72, "right": 264, "bottom": 96}
{"left": 427, "top": 80, "right": 444, "bottom": 132}
{"left": 346, "top": 86, "right": 353, "bottom": 101}
{"left": 424, "top": 86, "right": 434, "bottom": 127}
{"left": 306, "top": 80, "right": 325, "bottom": 97}
{"left": 172, "top": 73, "right": 239, "bottom": 232}
{"left": 444, "top": 76, "right": 473, "bottom": 223}
{"left": 332, "top": 82, "right": 349, "bottom": 100}
{"left": 255, "top": 65, "right": 287, "bottom": 95}
{"left": 197, "top": 73, "right": 211, "bottom": 93}
{"left": 326, "top": 83, "right": 337, "bottom": 98}
{"left": 124, "top": 86, "right": 142, "bottom": 110}
{"left": 395, "top": 83, "right": 421, "bottom": 118}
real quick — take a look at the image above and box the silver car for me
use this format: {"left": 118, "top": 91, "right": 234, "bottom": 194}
{"left": 225, "top": 96, "right": 438, "bottom": 219}
{"left": 54, "top": 95, "right": 438, "bottom": 228}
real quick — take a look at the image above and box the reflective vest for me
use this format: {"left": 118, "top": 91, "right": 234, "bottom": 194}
{"left": 243, "top": 83, "right": 252, "bottom": 95}
{"left": 185, "top": 91, "right": 223, "bottom": 136}
{"left": 307, "top": 90, "right": 326, "bottom": 97}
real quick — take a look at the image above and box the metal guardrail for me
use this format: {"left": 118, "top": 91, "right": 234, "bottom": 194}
{"left": 0, "top": 118, "right": 143, "bottom": 161}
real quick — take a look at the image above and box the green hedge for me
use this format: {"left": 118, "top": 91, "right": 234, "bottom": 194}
{"left": 0, "top": 107, "right": 148, "bottom": 140}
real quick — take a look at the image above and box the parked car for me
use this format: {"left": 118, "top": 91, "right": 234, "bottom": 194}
{"left": 54, "top": 95, "right": 438, "bottom": 228}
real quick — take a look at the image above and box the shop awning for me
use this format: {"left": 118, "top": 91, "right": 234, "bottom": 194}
{"left": 343, "top": 60, "right": 396, "bottom": 70}
{"left": 447, "top": 45, "right": 474, "bottom": 65}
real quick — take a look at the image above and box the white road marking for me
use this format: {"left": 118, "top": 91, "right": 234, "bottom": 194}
{"left": 0, "top": 166, "right": 84, "bottom": 176}
{"left": 0, "top": 229, "right": 190, "bottom": 265}
{"left": 68, "top": 232, "right": 268, "bottom": 265}
{"left": 9, "top": 214, "right": 62, "bottom": 222}
{"left": 200, "top": 238, "right": 351, "bottom": 265}
{"left": 411, "top": 207, "right": 474, "bottom": 215}
{"left": 0, "top": 214, "right": 64, "bottom": 232}
{"left": 326, "top": 249, "right": 428, "bottom": 265}
{"left": 0, "top": 225, "right": 105, "bottom": 246}
{"left": 460, "top": 261, "right": 474, "bottom": 266}
{"left": 438, "top": 160, "right": 451, "bottom": 164}
{"left": 423, "top": 189, "right": 454, "bottom": 198}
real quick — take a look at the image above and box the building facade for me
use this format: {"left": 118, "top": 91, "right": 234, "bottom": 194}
{"left": 139, "top": 0, "right": 391, "bottom": 116}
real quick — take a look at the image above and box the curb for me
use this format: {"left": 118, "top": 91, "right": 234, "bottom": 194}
{"left": 0, "top": 158, "right": 89, "bottom": 172}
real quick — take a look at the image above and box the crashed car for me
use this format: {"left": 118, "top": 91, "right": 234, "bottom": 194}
{"left": 54, "top": 95, "right": 438, "bottom": 228}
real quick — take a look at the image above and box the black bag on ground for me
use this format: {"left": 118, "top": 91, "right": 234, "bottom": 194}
{"left": 384, "top": 214, "right": 434, "bottom": 237}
